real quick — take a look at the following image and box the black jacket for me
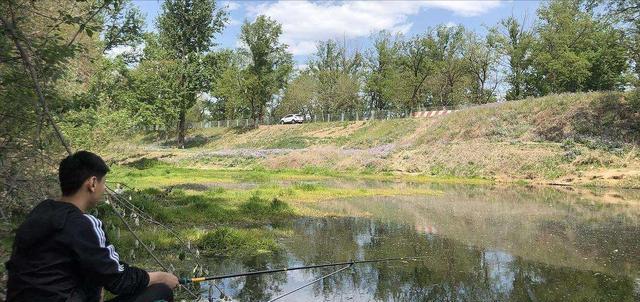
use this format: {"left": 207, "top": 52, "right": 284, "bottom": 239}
{"left": 5, "top": 199, "right": 149, "bottom": 302}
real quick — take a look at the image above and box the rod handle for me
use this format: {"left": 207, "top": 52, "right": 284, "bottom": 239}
{"left": 180, "top": 277, "right": 206, "bottom": 284}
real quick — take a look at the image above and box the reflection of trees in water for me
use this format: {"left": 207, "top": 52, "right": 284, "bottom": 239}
{"left": 311, "top": 184, "right": 640, "bottom": 277}
{"left": 508, "top": 258, "right": 638, "bottom": 302}
{"left": 281, "top": 217, "right": 639, "bottom": 301}
{"left": 231, "top": 254, "right": 288, "bottom": 302}
{"left": 170, "top": 184, "right": 640, "bottom": 301}
{"left": 287, "top": 218, "right": 369, "bottom": 298}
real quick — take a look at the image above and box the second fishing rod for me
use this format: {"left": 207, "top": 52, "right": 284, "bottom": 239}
{"left": 179, "top": 256, "right": 426, "bottom": 284}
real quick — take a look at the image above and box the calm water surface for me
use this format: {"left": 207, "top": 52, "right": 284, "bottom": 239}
{"left": 198, "top": 184, "right": 640, "bottom": 301}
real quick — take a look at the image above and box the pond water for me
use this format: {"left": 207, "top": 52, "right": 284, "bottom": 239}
{"left": 198, "top": 184, "right": 640, "bottom": 301}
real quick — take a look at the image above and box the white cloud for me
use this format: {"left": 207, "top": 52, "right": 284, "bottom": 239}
{"left": 445, "top": 21, "right": 458, "bottom": 28}
{"left": 289, "top": 41, "right": 317, "bottom": 57}
{"left": 295, "top": 63, "right": 308, "bottom": 71}
{"left": 227, "top": 17, "right": 241, "bottom": 26}
{"left": 221, "top": 1, "right": 240, "bottom": 11}
{"left": 425, "top": 1, "right": 502, "bottom": 17}
{"left": 105, "top": 44, "right": 144, "bottom": 58}
{"left": 246, "top": 1, "right": 501, "bottom": 55}
{"left": 391, "top": 22, "right": 413, "bottom": 35}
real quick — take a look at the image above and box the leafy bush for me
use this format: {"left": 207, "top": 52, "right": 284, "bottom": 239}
{"left": 60, "top": 106, "right": 136, "bottom": 152}
{"left": 240, "top": 195, "right": 293, "bottom": 217}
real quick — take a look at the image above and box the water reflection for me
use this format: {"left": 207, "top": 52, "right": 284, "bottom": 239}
{"left": 199, "top": 185, "right": 640, "bottom": 301}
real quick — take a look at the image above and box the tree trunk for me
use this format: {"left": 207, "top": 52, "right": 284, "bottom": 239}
{"left": 177, "top": 108, "right": 186, "bottom": 148}
{"left": 256, "top": 103, "right": 264, "bottom": 129}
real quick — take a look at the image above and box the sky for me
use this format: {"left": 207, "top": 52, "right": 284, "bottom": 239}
{"left": 133, "top": 0, "right": 542, "bottom": 67}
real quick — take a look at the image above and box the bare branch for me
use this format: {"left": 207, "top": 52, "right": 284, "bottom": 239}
{"left": 0, "top": 11, "right": 73, "bottom": 155}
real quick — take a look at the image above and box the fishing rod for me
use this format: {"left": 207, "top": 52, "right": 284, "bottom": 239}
{"left": 268, "top": 263, "right": 353, "bottom": 302}
{"left": 179, "top": 256, "right": 426, "bottom": 284}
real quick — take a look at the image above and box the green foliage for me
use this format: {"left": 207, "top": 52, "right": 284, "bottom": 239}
{"left": 364, "top": 25, "right": 496, "bottom": 110}
{"left": 239, "top": 15, "right": 293, "bottom": 121}
{"left": 531, "top": 0, "right": 629, "bottom": 94}
{"left": 308, "top": 39, "right": 364, "bottom": 113}
{"left": 275, "top": 71, "right": 317, "bottom": 118}
{"left": 130, "top": 34, "right": 181, "bottom": 128}
{"left": 60, "top": 106, "right": 135, "bottom": 151}
{"left": 366, "top": 31, "right": 406, "bottom": 110}
{"left": 466, "top": 30, "right": 500, "bottom": 104}
{"left": 156, "top": 0, "right": 228, "bottom": 146}
{"left": 101, "top": 0, "right": 145, "bottom": 61}
{"left": 240, "top": 195, "right": 293, "bottom": 218}
{"left": 495, "top": 17, "right": 536, "bottom": 100}
{"left": 197, "top": 227, "right": 280, "bottom": 257}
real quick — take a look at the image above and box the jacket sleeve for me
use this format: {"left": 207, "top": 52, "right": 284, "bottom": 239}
{"left": 66, "top": 214, "right": 150, "bottom": 295}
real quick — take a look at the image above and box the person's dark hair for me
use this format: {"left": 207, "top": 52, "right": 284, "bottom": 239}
{"left": 59, "top": 151, "right": 110, "bottom": 196}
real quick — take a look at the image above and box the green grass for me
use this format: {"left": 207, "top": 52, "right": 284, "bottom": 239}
{"left": 198, "top": 227, "right": 281, "bottom": 257}
{"left": 336, "top": 119, "right": 417, "bottom": 148}
{"left": 97, "top": 162, "right": 451, "bottom": 262}
{"left": 109, "top": 161, "right": 487, "bottom": 190}
{"left": 106, "top": 162, "right": 457, "bottom": 224}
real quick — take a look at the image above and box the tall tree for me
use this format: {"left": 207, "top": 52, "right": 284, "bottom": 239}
{"left": 494, "top": 16, "right": 535, "bottom": 100}
{"left": 365, "top": 31, "right": 404, "bottom": 110}
{"left": 631, "top": 21, "right": 640, "bottom": 83}
{"left": 1, "top": 0, "right": 114, "bottom": 153}
{"left": 275, "top": 71, "right": 317, "bottom": 118}
{"left": 399, "top": 32, "right": 435, "bottom": 109}
{"left": 157, "top": 0, "right": 227, "bottom": 147}
{"left": 239, "top": 15, "right": 293, "bottom": 124}
{"left": 101, "top": 0, "right": 145, "bottom": 60}
{"left": 131, "top": 33, "right": 182, "bottom": 128}
{"left": 215, "top": 51, "right": 253, "bottom": 119}
{"left": 309, "top": 39, "right": 363, "bottom": 112}
{"left": 531, "top": 0, "right": 628, "bottom": 94}
{"left": 603, "top": 0, "right": 640, "bottom": 83}
{"left": 465, "top": 31, "right": 500, "bottom": 104}
{"left": 428, "top": 25, "right": 469, "bottom": 107}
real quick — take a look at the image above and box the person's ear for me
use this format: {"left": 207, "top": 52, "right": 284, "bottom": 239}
{"left": 89, "top": 176, "right": 97, "bottom": 193}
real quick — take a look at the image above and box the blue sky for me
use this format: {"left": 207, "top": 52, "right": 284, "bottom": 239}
{"left": 134, "top": 0, "right": 542, "bottom": 66}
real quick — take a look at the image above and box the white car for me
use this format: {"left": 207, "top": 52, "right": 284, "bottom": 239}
{"left": 280, "top": 114, "right": 304, "bottom": 124}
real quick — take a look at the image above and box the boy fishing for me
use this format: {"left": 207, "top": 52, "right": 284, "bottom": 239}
{"left": 5, "top": 151, "right": 178, "bottom": 302}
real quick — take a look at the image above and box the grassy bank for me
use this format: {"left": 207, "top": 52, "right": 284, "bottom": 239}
{"left": 106, "top": 91, "right": 640, "bottom": 189}
{"left": 108, "top": 160, "right": 445, "bottom": 221}
{"left": 102, "top": 160, "right": 447, "bottom": 260}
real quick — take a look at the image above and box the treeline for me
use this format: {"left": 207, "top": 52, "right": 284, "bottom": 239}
{"left": 1, "top": 0, "right": 639, "bottom": 150}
